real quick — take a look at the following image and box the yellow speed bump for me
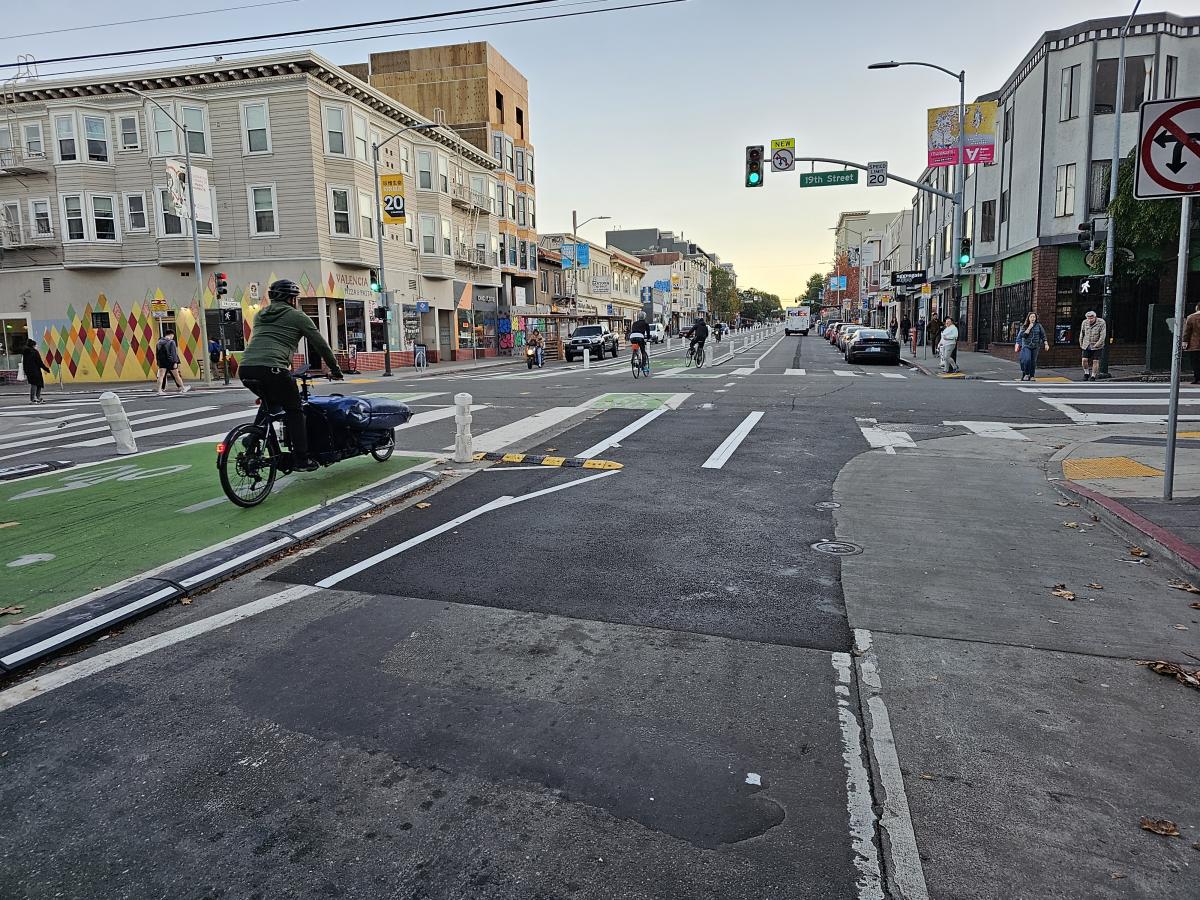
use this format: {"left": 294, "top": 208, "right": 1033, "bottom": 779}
{"left": 473, "top": 451, "right": 623, "bottom": 470}
{"left": 1062, "top": 456, "right": 1163, "bottom": 480}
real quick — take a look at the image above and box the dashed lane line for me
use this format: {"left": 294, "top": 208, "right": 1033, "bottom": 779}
{"left": 700, "top": 411, "right": 764, "bottom": 470}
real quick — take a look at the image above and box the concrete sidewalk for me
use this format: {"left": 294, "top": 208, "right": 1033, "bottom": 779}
{"left": 904, "top": 346, "right": 1162, "bottom": 382}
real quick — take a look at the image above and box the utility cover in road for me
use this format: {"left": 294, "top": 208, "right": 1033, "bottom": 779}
{"left": 1136, "top": 95, "right": 1200, "bottom": 198}
{"left": 801, "top": 170, "right": 859, "bottom": 188}
{"left": 866, "top": 161, "right": 887, "bottom": 186}
{"left": 771, "top": 138, "right": 796, "bottom": 172}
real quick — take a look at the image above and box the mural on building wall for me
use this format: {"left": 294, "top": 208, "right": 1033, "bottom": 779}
{"left": 34, "top": 270, "right": 343, "bottom": 383}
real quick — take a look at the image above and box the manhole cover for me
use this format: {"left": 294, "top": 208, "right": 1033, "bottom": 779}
{"left": 811, "top": 540, "right": 863, "bottom": 556}
{"left": 814, "top": 501, "right": 841, "bottom": 510}
{"left": 877, "top": 423, "right": 956, "bottom": 435}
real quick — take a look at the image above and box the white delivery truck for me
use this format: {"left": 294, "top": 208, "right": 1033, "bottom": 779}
{"left": 784, "top": 307, "right": 811, "bottom": 336}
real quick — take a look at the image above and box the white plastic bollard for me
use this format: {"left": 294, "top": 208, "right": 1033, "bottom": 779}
{"left": 453, "top": 391, "right": 473, "bottom": 463}
{"left": 583, "top": 348, "right": 591, "bottom": 369}
{"left": 703, "top": 341, "right": 714, "bottom": 367}
{"left": 99, "top": 391, "right": 138, "bottom": 455}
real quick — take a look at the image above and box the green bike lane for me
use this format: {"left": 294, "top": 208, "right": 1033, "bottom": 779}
{"left": 0, "top": 440, "right": 427, "bottom": 619}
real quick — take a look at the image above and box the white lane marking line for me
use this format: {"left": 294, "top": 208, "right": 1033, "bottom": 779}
{"left": 855, "top": 418, "right": 916, "bottom": 452}
{"left": 396, "top": 403, "right": 484, "bottom": 433}
{"left": 0, "top": 407, "right": 216, "bottom": 450}
{"left": 0, "top": 410, "right": 94, "bottom": 422}
{"left": 291, "top": 500, "right": 377, "bottom": 540}
{"left": 880, "top": 373, "right": 907, "bottom": 379}
{"left": 701, "top": 411, "right": 764, "bottom": 470}
{"left": 467, "top": 405, "right": 589, "bottom": 454}
{"left": 947, "top": 420, "right": 1031, "bottom": 441}
{"left": 752, "top": 333, "right": 787, "bottom": 369}
{"left": 834, "top": 370, "right": 860, "bottom": 377}
{"left": 663, "top": 392, "right": 692, "bottom": 409}
{"left": 852, "top": 630, "right": 930, "bottom": 899}
{"left": 724, "top": 382, "right": 737, "bottom": 387}
{"left": 654, "top": 367, "right": 687, "bottom": 377}
{"left": 0, "top": 585, "right": 320, "bottom": 711}
{"left": 831, "top": 651, "right": 885, "bottom": 900}
{"left": 1040, "top": 396, "right": 1200, "bottom": 406}
{"left": 316, "top": 470, "right": 619, "bottom": 589}
{"left": 785, "top": 368, "right": 807, "bottom": 376}
{"left": 733, "top": 367, "right": 756, "bottom": 376}
{"left": 62, "top": 407, "right": 245, "bottom": 447}
{"left": 577, "top": 407, "right": 669, "bottom": 459}
{"left": 178, "top": 536, "right": 297, "bottom": 588}
{"left": 1015, "top": 384, "right": 1200, "bottom": 392}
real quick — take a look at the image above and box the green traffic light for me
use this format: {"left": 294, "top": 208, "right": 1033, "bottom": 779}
{"left": 959, "top": 254, "right": 970, "bottom": 266}
{"left": 748, "top": 172, "right": 760, "bottom": 185}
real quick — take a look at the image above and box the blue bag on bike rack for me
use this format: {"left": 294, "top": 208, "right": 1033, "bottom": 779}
{"left": 308, "top": 395, "right": 412, "bottom": 430}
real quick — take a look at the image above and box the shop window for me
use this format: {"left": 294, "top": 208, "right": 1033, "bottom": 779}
{"left": 91, "top": 311, "right": 111, "bottom": 329}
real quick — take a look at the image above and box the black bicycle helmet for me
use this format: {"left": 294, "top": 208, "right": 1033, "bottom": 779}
{"left": 267, "top": 279, "right": 301, "bottom": 303}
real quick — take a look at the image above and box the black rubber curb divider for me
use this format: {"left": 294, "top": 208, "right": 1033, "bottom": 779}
{"left": 0, "top": 469, "right": 437, "bottom": 674}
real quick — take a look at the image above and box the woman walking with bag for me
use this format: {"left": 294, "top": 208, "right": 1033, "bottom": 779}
{"left": 1014, "top": 312, "right": 1050, "bottom": 381}
{"left": 22, "top": 339, "right": 51, "bottom": 404}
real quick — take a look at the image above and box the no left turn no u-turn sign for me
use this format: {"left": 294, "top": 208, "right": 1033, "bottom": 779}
{"left": 1136, "top": 96, "right": 1200, "bottom": 199}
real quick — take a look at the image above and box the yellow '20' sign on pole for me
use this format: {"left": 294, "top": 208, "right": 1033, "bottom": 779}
{"left": 379, "top": 174, "right": 407, "bottom": 224}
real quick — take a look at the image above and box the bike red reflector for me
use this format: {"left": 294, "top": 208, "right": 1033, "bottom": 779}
{"left": 216, "top": 442, "right": 227, "bottom": 454}
{"left": 255, "top": 399, "right": 262, "bottom": 406}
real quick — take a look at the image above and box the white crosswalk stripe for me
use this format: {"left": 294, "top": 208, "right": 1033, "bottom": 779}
{"left": 998, "top": 380, "right": 1197, "bottom": 424}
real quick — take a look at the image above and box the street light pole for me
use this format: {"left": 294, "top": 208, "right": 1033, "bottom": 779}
{"left": 568, "top": 210, "right": 610, "bottom": 319}
{"left": 118, "top": 86, "right": 212, "bottom": 384}
{"left": 1100, "top": 0, "right": 1143, "bottom": 379}
{"left": 869, "top": 60, "right": 967, "bottom": 329}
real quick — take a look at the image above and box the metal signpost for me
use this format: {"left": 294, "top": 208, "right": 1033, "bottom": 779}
{"left": 1135, "top": 94, "right": 1200, "bottom": 500}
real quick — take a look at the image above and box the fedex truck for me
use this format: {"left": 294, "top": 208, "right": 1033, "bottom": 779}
{"left": 784, "top": 307, "right": 811, "bottom": 336}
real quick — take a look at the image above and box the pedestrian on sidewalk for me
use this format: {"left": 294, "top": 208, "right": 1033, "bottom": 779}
{"left": 21, "top": 339, "right": 51, "bottom": 404}
{"left": 1181, "top": 303, "right": 1200, "bottom": 384}
{"left": 938, "top": 316, "right": 959, "bottom": 373}
{"left": 1079, "top": 310, "right": 1106, "bottom": 381}
{"left": 208, "top": 338, "right": 221, "bottom": 369}
{"left": 1014, "top": 312, "right": 1050, "bottom": 381}
{"left": 155, "top": 331, "right": 190, "bottom": 394}
{"left": 900, "top": 315, "right": 911, "bottom": 346}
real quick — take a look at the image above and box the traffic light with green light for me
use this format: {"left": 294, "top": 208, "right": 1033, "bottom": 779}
{"left": 958, "top": 238, "right": 972, "bottom": 268}
{"left": 745, "top": 146, "right": 764, "bottom": 188}
{"left": 369, "top": 268, "right": 380, "bottom": 292}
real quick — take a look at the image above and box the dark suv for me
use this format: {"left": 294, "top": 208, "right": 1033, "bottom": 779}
{"left": 564, "top": 325, "right": 619, "bottom": 362}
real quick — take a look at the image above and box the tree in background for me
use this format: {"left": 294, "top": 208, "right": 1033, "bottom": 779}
{"left": 709, "top": 266, "right": 741, "bottom": 322}
{"left": 803, "top": 272, "right": 825, "bottom": 304}
{"left": 1106, "top": 147, "right": 1198, "bottom": 284}
{"left": 739, "top": 288, "right": 782, "bottom": 322}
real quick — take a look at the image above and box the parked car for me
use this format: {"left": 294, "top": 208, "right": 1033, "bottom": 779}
{"left": 845, "top": 328, "right": 901, "bottom": 364}
{"left": 564, "top": 324, "right": 619, "bottom": 362}
{"left": 648, "top": 323, "right": 666, "bottom": 344}
{"left": 826, "top": 323, "right": 844, "bottom": 345}
{"left": 837, "top": 325, "right": 866, "bottom": 351}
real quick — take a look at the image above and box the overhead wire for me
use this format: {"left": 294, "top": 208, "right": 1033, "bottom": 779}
{"left": 0, "top": 0, "right": 302, "bottom": 42}
{"left": 24, "top": 0, "right": 686, "bottom": 82}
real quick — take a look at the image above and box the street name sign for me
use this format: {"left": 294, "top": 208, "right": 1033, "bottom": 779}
{"left": 1135, "top": 95, "right": 1200, "bottom": 199}
{"left": 801, "top": 170, "right": 859, "bottom": 188}
{"left": 961, "top": 265, "right": 993, "bottom": 277}
{"left": 866, "top": 161, "right": 887, "bottom": 187}
{"left": 771, "top": 138, "right": 796, "bottom": 172}
{"left": 891, "top": 270, "right": 927, "bottom": 288}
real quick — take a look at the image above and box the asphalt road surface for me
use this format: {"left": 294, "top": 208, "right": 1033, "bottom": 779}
{"left": 2, "top": 333, "right": 1196, "bottom": 899}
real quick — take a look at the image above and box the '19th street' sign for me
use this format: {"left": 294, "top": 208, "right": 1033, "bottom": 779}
{"left": 800, "top": 170, "right": 859, "bottom": 188}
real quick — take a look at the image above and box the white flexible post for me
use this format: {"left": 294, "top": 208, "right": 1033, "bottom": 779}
{"left": 583, "top": 348, "right": 591, "bottom": 369}
{"left": 99, "top": 391, "right": 138, "bottom": 454}
{"left": 453, "top": 392, "right": 473, "bottom": 463}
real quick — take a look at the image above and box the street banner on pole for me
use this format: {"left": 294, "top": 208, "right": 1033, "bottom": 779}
{"left": 770, "top": 138, "right": 796, "bottom": 172}
{"left": 1135, "top": 96, "right": 1200, "bottom": 199}
{"left": 379, "top": 174, "right": 407, "bottom": 223}
{"left": 165, "top": 159, "right": 211, "bottom": 221}
{"left": 190, "top": 166, "right": 212, "bottom": 223}
{"left": 927, "top": 101, "right": 998, "bottom": 167}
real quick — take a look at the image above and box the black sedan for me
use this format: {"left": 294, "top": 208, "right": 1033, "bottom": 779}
{"left": 845, "top": 328, "right": 901, "bottom": 364}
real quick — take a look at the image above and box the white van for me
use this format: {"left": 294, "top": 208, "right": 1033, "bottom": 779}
{"left": 648, "top": 323, "right": 666, "bottom": 344}
{"left": 784, "top": 307, "right": 811, "bottom": 336}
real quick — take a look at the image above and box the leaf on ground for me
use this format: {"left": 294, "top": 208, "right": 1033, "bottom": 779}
{"left": 1137, "top": 660, "right": 1200, "bottom": 690}
{"left": 1130, "top": 547, "right": 1150, "bottom": 558}
{"left": 1051, "top": 583, "right": 1076, "bottom": 601}
{"left": 0, "top": 521, "right": 18, "bottom": 529}
{"left": 1110, "top": 873, "right": 1126, "bottom": 880}
{"left": 179, "top": 597, "right": 192, "bottom": 605}
{"left": 1087, "top": 583, "right": 1104, "bottom": 590}
{"left": 1090, "top": 514, "right": 1100, "bottom": 522}
{"left": 1139, "top": 816, "right": 1181, "bottom": 837}
{"left": 415, "top": 502, "right": 432, "bottom": 509}
{"left": 0, "top": 606, "right": 25, "bottom": 616}
{"left": 1056, "top": 500, "right": 1080, "bottom": 507}
{"left": 1063, "top": 522, "right": 1080, "bottom": 529}
{"left": 1191, "top": 602, "right": 1200, "bottom": 610}
{"left": 1173, "top": 624, "right": 1189, "bottom": 631}
{"left": 545, "top": 448, "right": 557, "bottom": 452}
{"left": 1168, "top": 578, "right": 1200, "bottom": 595}
{"left": 918, "top": 773, "right": 936, "bottom": 780}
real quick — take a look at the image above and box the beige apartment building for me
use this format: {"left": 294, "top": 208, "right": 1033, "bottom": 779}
{"left": 347, "top": 42, "right": 538, "bottom": 331}
{"left": 0, "top": 51, "right": 501, "bottom": 382}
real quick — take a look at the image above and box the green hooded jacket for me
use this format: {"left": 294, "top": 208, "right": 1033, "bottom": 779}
{"left": 240, "top": 301, "right": 341, "bottom": 372}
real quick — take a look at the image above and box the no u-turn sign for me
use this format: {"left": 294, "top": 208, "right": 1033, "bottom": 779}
{"left": 1136, "top": 96, "right": 1200, "bottom": 199}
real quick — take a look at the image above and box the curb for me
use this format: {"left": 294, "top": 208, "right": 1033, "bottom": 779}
{"left": 0, "top": 469, "right": 438, "bottom": 673}
{"left": 1056, "top": 479, "right": 1200, "bottom": 575}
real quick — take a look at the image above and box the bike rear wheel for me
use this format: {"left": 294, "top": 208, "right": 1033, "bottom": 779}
{"left": 631, "top": 352, "right": 642, "bottom": 378}
{"left": 684, "top": 347, "right": 694, "bottom": 368}
{"left": 371, "top": 432, "right": 396, "bottom": 461}
{"left": 218, "top": 423, "right": 279, "bottom": 507}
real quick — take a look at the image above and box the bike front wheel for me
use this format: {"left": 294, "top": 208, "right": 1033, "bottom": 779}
{"left": 218, "top": 423, "right": 279, "bottom": 507}
{"left": 684, "top": 348, "right": 694, "bottom": 368}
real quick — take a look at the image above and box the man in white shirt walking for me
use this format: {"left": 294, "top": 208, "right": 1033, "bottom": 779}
{"left": 938, "top": 316, "right": 959, "bottom": 374}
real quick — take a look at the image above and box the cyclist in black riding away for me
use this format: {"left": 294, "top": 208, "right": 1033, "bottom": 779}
{"left": 628, "top": 313, "right": 651, "bottom": 370}
{"left": 689, "top": 317, "right": 710, "bottom": 360}
{"left": 239, "top": 279, "right": 343, "bottom": 471}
